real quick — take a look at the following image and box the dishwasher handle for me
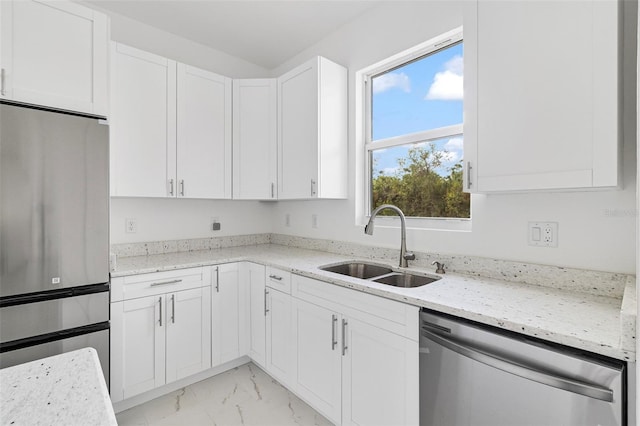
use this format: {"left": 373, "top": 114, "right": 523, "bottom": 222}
{"left": 420, "top": 326, "right": 614, "bottom": 403}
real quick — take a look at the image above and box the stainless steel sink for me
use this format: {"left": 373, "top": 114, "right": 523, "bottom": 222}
{"left": 319, "top": 261, "right": 440, "bottom": 288}
{"left": 320, "top": 262, "right": 393, "bottom": 279}
{"left": 373, "top": 272, "right": 440, "bottom": 288}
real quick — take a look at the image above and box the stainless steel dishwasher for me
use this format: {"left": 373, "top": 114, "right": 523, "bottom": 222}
{"left": 420, "top": 309, "right": 626, "bottom": 426}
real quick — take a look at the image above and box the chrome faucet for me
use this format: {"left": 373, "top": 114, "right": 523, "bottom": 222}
{"left": 364, "top": 204, "right": 415, "bottom": 268}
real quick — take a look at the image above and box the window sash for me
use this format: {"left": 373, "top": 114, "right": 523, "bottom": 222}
{"left": 366, "top": 124, "right": 463, "bottom": 152}
{"left": 362, "top": 28, "right": 466, "bottom": 220}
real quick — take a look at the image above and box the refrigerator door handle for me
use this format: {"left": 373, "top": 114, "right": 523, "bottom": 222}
{"left": 420, "top": 326, "right": 613, "bottom": 402}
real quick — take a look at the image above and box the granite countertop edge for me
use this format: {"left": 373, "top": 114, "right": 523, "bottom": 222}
{"left": 111, "top": 244, "right": 637, "bottom": 362}
{"left": 0, "top": 348, "right": 117, "bottom": 426}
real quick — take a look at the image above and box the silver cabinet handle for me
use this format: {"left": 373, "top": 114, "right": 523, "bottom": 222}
{"left": 466, "top": 161, "right": 472, "bottom": 189}
{"left": 341, "top": 319, "right": 348, "bottom": 356}
{"left": 168, "top": 179, "right": 174, "bottom": 196}
{"left": 158, "top": 296, "right": 163, "bottom": 327}
{"left": 268, "top": 274, "right": 282, "bottom": 281}
{"left": 264, "top": 288, "right": 269, "bottom": 316}
{"left": 215, "top": 267, "right": 220, "bottom": 293}
{"left": 271, "top": 182, "right": 275, "bottom": 198}
{"left": 420, "top": 326, "right": 613, "bottom": 402}
{"left": 180, "top": 179, "right": 185, "bottom": 196}
{"left": 171, "top": 294, "right": 175, "bottom": 324}
{"left": 0, "top": 68, "right": 5, "bottom": 96}
{"left": 331, "top": 314, "right": 338, "bottom": 350}
{"left": 310, "top": 179, "right": 316, "bottom": 196}
{"left": 150, "top": 279, "right": 182, "bottom": 287}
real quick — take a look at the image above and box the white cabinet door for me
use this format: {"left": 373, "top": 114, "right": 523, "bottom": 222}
{"left": 110, "top": 43, "right": 177, "bottom": 197}
{"left": 246, "top": 263, "right": 267, "bottom": 367}
{"left": 212, "top": 263, "right": 241, "bottom": 366}
{"left": 120, "top": 295, "right": 166, "bottom": 399}
{"left": 341, "top": 317, "right": 419, "bottom": 426}
{"left": 293, "top": 299, "right": 342, "bottom": 425}
{"left": 233, "top": 79, "right": 277, "bottom": 200}
{"left": 465, "top": 0, "right": 619, "bottom": 192}
{"left": 177, "top": 64, "right": 232, "bottom": 199}
{"left": 265, "top": 287, "right": 295, "bottom": 387}
{"left": 0, "top": 0, "right": 108, "bottom": 115}
{"left": 166, "top": 287, "right": 212, "bottom": 383}
{"left": 278, "top": 57, "right": 347, "bottom": 200}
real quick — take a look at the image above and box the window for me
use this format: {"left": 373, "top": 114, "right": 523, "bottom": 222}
{"left": 365, "top": 31, "right": 469, "bottom": 220}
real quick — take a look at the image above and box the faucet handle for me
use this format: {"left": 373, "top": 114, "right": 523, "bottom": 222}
{"left": 404, "top": 251, "right": 416, "bottom": 261}
{"left": 432, "top": 261, "right": 446, "bottom": 274}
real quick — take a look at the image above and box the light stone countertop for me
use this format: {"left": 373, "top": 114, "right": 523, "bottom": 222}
{"left": 112, "top": 244, "right": 636, "bottom": 362}
{"left": 0, "top": 348, "right": 117, "bottom": 426}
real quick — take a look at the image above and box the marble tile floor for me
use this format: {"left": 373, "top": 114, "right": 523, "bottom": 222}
{"left": 115, "top": 363, "right": 333, "bottom": 426}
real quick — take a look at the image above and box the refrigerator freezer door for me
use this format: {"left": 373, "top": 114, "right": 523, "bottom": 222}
{"left": 0, "top": 103, "right": 109, "bottom": 298}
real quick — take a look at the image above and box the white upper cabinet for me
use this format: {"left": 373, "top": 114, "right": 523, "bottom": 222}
{"left": 110, "top": 43, "right": 232, "bottom": 199}
{"left": 178, "top": 64, "right": 232, "bottom": 199}
{"left": 464, "top": 0, "right": 620, "bottom": 192}
{"left": 278, "top": 56, "right": 348, "bottom": 200}
{"left": 110, "top": 43, "right": 176, "bottom": 198}
{"left": 233, "top": 79, "right": 278, "bottom": 200}
{"left": 0, "top": 0, "right": 108, "bottom": 116}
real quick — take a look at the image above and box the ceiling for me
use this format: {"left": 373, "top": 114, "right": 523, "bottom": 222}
{"left": 86, "top": 0, "right": 383, "bottom": 69}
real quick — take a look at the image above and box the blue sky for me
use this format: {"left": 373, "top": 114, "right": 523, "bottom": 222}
{"left": 371, "top": 42, "right": 463, "bottom": 177}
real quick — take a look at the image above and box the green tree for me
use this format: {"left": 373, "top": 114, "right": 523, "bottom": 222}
{"left": 372, "top": 142, "right": 470, "bottom": 218}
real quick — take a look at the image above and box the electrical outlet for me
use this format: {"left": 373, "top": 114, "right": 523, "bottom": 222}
{"left": 211, "top": 217, "right": 221, "bottom": 231}
{"left": 528, "top": 222, "right": 558, "bottom": 247}
{"left": 125, "top": 218, "right": 137, "bottom": 233}
{"left": 285, "top": 214, "right": 291, "bottom": 227}
{"left": 312, "top": 214, "right": 319, "bottom": 229}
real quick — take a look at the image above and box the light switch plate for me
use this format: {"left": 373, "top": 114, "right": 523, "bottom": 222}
{"left": 528, "top": 222, "right": 558, "bottom": 247}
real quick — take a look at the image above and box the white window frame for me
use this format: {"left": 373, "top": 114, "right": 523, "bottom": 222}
{"left": 359, "top": 27, "right": 470, "bottom": 231}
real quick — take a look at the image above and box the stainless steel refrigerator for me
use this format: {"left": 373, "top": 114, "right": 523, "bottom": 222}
{"left": 0, "top": 101, "right": 110, "bottom": 385}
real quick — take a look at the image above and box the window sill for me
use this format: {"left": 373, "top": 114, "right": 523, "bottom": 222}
{"left": 363, "top": 215, "right": 472, "bottom": 232}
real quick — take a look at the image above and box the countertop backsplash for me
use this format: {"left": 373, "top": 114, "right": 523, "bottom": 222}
{"left": 111, "top": 233, "right": 631, "bottom": 299}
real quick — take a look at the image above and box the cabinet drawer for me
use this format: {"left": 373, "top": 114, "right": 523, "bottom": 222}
{"left": 111, "top": 267, "right": 210, "bottom": 302}
{"left": 265, "top": 267, "right": 291, "bottom": 293}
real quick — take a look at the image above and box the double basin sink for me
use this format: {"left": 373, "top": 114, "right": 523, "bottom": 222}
{"left": 319, "top": 261, "right": 440, "bottom": 288}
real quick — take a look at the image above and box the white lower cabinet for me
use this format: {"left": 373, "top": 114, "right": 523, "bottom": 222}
{"left": 119, "top": 295, "right": 166, "bottom": 398}
{"left": 292, "top": 275, "right": 419, "bottom": 426}
{"left": 294, "top": 299, "right": 342, "bottom": 424}
{"left": 245, "top": 262, "right": 267, "bottom": 367}
{"left": 110, "top": 267, "right": 212, "bottom": 403}
{"left": 165, "top": 287, "right": 212, "bottom": 383}
{"left": 341, "top": 317, "right": 418, "bottom": 426}
{"left": 111, "top": 263, "right": 418, "bottom": 425}
{"left": 265, "top": 284, "right": 296, "bottom": 388}
{"left": 211, "top": 263, "right": 243, "bottom": 366}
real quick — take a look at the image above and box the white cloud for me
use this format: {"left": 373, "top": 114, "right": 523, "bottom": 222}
{"left": 444, "top": 137, "right": 463, "bottom": 151}
{"left": 444, "top": 55, "right": 463, "bottom": 75}
{"left": 425, "top": 55, "right": 463, "bottom": 101}
{"left": 373, "top": 72, "right": 411, "bottom": 94}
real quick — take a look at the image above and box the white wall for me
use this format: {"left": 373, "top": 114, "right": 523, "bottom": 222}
{"left": 110, "top": 198, "right": 274, "bottom": 243}
{"left": 89, "top": 4, "right": 269, "bottom": 78}
{"left": 95, "top": 7, "right": 276, "bottom": 244}
{"left": 269, "top": 0, "right": 638, "bottom": 274}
